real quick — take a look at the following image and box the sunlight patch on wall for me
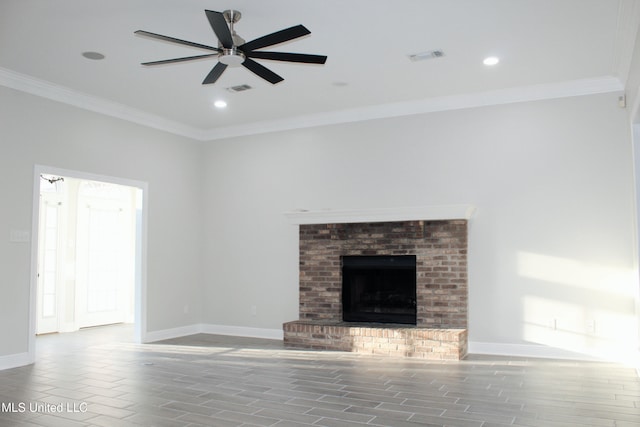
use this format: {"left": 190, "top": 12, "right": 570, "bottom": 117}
{"left": 522, "top": 295, "right": 638, "bottom": 364}
{"left": 518, "top": 251, "right": 639, "bottom": 365}
{"left": 518, "top": 252, "right": 636, "bottom": 297}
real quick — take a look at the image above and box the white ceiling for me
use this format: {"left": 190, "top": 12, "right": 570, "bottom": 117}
{"left": 1, "top": 0, "right": 638, "bottom": 140}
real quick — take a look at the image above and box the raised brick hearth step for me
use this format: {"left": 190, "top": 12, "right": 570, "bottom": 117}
{"left": 283, "top": 320, "right": 468, "bottom": 360}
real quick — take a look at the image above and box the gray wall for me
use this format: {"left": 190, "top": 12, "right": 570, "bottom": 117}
{"left": 1, "top": 84, "right": 637, "bottom": 365}
{"left": 202, "top": 92, "right": 638, "bottom": 361}
{"left": 0, "top": 86, "right": 203, "bottom": 360}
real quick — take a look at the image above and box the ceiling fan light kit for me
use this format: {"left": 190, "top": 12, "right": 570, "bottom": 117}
{"left": 218, "top": 47, "right": 245, "bottom": 67}
{"left": 135, "top": 9, "right": 327, "bottom": 85}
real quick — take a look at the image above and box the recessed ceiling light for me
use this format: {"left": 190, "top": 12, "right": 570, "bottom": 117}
{"left": 82, "top": 51, "right": 105, "bottom": 60}
{"left": 214, "top": 100, "right": 227, "bottom": 109}
{"left": 483, "top": 56, "right": 500, "bottom": 66}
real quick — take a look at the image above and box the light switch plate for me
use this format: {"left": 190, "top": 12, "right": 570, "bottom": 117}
{"left": 9, "top": 229, "right": 30, "bottom": 243}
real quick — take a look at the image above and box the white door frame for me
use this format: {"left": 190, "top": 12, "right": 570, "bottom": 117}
{"left": 29, "top": 165, "right": 148, "bottom": 359}
{"left": 633, "top": 125, "right": 640, "bottom": 362}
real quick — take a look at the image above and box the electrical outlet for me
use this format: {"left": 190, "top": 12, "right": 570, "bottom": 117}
{"left": 183, "top": 304, "right": 189, "bottom": 314}
{"left": 250, "top": 305, "right": 257, "bottom": 316}
{"left": 586, "top": 319, "right": 596, "bottom": 334}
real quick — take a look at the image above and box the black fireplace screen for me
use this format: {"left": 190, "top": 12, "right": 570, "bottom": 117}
{"left": 341, "top": 255, "right": 417, "bottom": 325}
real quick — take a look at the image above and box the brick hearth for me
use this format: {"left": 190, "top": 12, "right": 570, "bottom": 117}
{"left": 283, "top": 219, "right": 469, "bottom": 360}
{"left": 283, "top": 321, "right": 468, "bottom": 360}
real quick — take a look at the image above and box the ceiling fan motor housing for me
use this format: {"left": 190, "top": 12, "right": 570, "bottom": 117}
{"left": 219, "top": 47, "right": 245, "bottom": 66}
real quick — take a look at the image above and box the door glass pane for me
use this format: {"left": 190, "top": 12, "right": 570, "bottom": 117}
{"left": 43, "top": 272, "right": 56, "bottom": 294}
{"left": 42, "top": 294, "right": 55, "bottom": 317}
{"left": 41, "top": 205, "right": 59, "bottom": 320}
{"left": 86, "top": 208, "right": 120, "bottom": 313}
{"left": 45, "top": 206, "right": 57, "bottom": 227}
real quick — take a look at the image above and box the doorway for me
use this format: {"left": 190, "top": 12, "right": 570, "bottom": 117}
{"left": 30, "top": 166, "right": 147, "bottom": 352}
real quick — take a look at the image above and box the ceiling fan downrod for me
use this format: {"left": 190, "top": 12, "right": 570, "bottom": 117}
{"left": 219, "top": 9, "right": 245, "bottom": 66}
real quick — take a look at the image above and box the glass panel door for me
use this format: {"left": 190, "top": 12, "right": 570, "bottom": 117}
{"left": 76, "top": 181, "right": 134, "bottom": 328}
{"left": 36, "top": 199, "right": 63, "bottom": 334}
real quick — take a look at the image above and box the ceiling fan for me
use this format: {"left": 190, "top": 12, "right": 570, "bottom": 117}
{"left": 135, "top": 9, "right": 327, "bottom": 85}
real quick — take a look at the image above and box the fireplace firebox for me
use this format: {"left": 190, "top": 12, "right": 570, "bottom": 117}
{"left": 342, "top": 255, "right": 417, "bottom": 325}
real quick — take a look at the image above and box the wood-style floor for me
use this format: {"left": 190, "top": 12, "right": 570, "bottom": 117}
{"left": 0, "top": 324, "right": 638, "bottom": 426}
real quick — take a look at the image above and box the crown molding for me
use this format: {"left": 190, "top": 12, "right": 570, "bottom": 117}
{"left": 0, "top": 67, "right": 623, "bottom": 142}
{"left": 0, "top": 67, "right": 207, "bottom": 141}
{"left": 205, "top": 76, "right": 624, "bottom": 140}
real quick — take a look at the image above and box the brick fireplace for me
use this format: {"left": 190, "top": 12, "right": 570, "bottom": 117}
{"left": 283, "top": 217, "right": 469, "bottom": 360}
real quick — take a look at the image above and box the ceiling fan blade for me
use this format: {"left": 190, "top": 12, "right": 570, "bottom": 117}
{"left": 245, "top": 51, "right": 327, "bottom": 64}
{"left": 202, "top": 62, "right": 228, "bottom": 84}
{"left": 242, "top": 58, "right": 284, "bottom": 84}
{"left": 205, "top": 10, "right": 233, "bottom": 48}
{"left": 240, "top": 25, "right": 311, "bottom": 52}
{"left": 134, "top": 30, "right": 219, "bottom": 52}
{"left": 141, "top": 54, "right": 218, "bottom": 66}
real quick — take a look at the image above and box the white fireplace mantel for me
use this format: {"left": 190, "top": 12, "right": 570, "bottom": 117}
{"left": 284, "top": 205, "right": 476, "bottom": 225}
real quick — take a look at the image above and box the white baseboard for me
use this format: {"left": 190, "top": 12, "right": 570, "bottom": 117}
{"left": 142, "top": 324, "right": 203, "bottom": 343}
{"left": 469, "top": 341, "right": 640, "bottom": 367}
{"left": 0, "top": 352, "right": 34, "bottom": 371}
{"left": 143, "top": 323, "right": 283, "bottom": 343}
{"left": 201, "top": 324, "right": 283, "bottom": 340}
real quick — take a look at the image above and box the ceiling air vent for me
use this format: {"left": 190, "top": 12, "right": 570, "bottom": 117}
{"left": 408, "top": 49, "right": 445, "bottom": 62}
{"left": 226, "top": 84, "right": 253, "bottom": 93}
